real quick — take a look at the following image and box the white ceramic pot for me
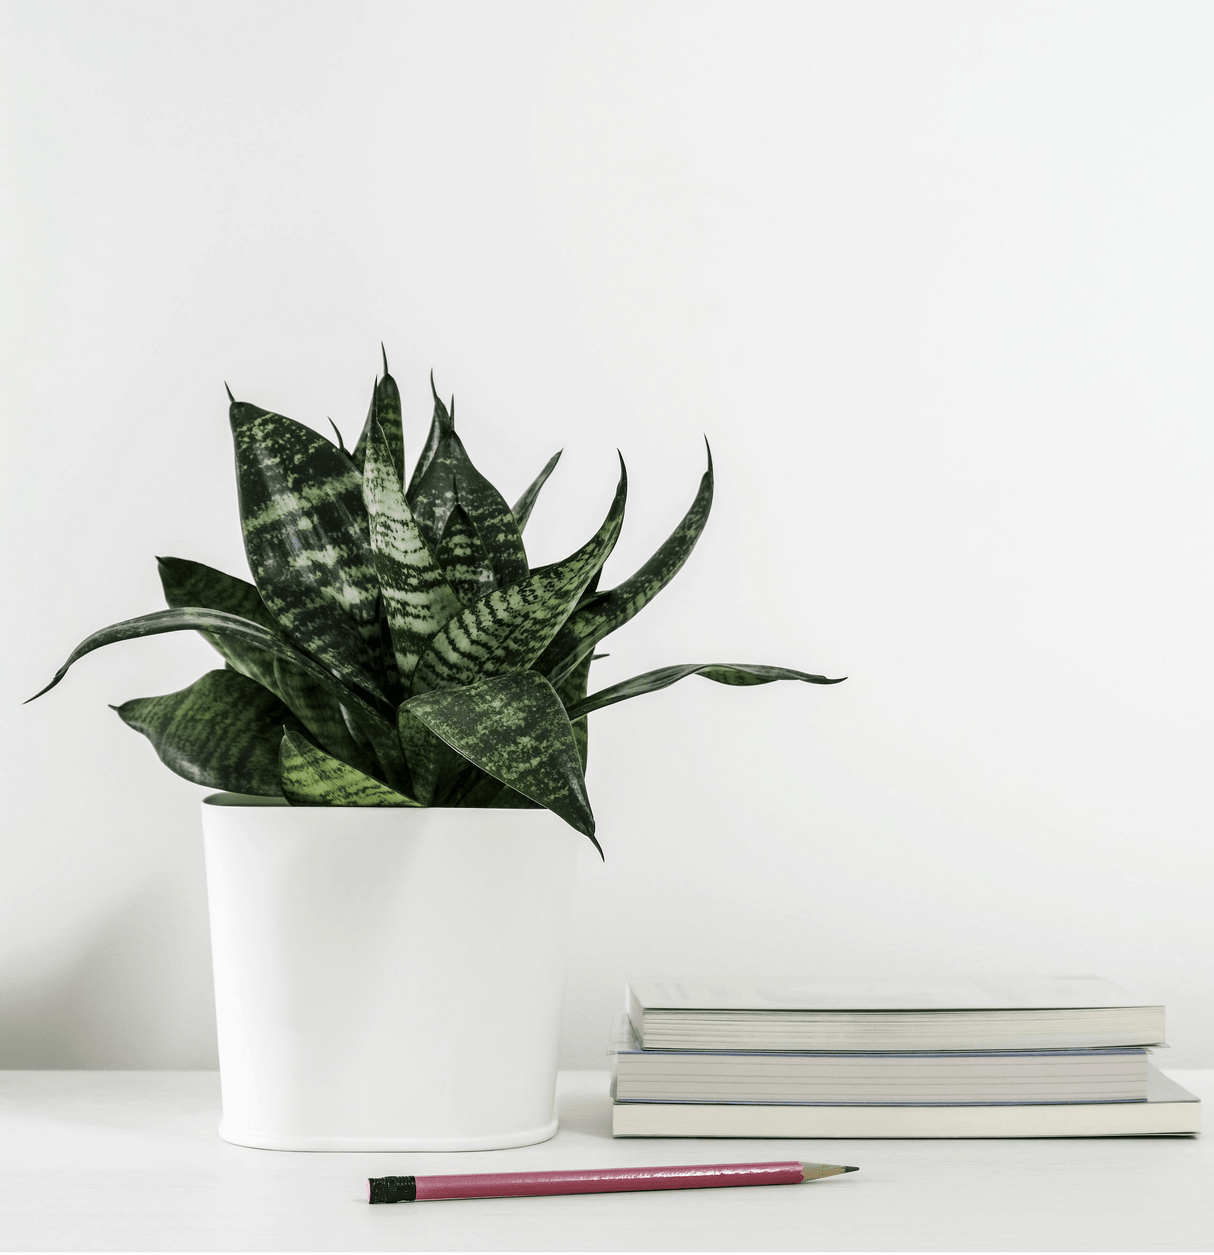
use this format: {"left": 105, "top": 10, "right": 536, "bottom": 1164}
{"left": 200, "top": 794, "right": 581, "bottom": 1151}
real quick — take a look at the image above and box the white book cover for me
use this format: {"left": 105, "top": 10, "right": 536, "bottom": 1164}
{"left": 629, "top": 976, "right": 1153, "bottom": 1012}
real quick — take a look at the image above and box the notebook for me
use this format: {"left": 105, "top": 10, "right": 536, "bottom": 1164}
{"left": 611, "top": 1066, "right": 1200, "bottom": 1138}
{"left": 609, "top": 1018, "right": 1151, "bottom": 1105}
{"left": 627, "top": 977, "right": 1165, "bottom": 1052}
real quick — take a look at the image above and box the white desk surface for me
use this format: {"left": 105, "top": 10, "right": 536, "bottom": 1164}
{"left": 0, "top": 1069, "right": 1208, "bottom": 1252}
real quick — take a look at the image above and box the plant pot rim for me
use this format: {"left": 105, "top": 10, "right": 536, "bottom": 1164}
{"left": 202, "top": 791, "right": 549, "bottom": 815}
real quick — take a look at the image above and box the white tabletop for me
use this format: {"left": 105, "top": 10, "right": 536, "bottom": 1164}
{"left": 0, "top": 1069, "right": 1209, "bottom": 1252}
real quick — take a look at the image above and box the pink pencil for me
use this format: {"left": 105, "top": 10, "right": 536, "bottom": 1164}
{"left": 368, "top": 1161, "right": 857, "bottom": 1203}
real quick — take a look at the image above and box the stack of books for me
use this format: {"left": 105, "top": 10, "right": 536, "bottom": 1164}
{"left": 610, "top": 977, "right": 1201, "bottom": 1138}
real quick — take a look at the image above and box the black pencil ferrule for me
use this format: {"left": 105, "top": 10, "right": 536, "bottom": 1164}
{"left": 368, "top": 1175, "right": 416, "bottom": 1204}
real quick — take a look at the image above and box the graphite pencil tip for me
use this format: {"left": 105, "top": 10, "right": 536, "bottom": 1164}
{"left": 800, "top": 1162, "right": 858, "bottom": 1180}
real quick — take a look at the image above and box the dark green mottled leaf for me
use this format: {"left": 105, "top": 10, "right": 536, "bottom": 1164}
{"left": 230, "top": 399, "right": 382, "bottom": 693}
{"left": 410, "top": 459, "right": 627, "bottom": 693}
{"left": 406, "top": 374, "right": 454, "bottom": 506}
{"left": 396, "top": 705, "right": 466, "bottom": 806}
{"left": 272, "top": 657, "right": 380, "bottom": 776}
{"left": 403, "top": 671, "right": 597, "bottom": 851}
{"left": 434, "top": 505, "right": 493, "bottom": 606}
{"left": 352, "top": 354, "right": 405, "bottom": 484}
{"left": 512, "top": 451, "right": 562, "bottom": 531}
{"left": 566, "top": 662, "right": 846, "bottom": 720}
{"left": 363, "top": 420, "right": 462, "bottom": 692}
{"left": 451, "top": 771, "right": 540, "bottom": 809}
{"left": 279, "top": 729, "right": 420, "bottom": 806}
{"left": 451, "top": 444, "right": 530, "bottom": 589}
{"left": 406, "top": 382, "right": 458, "bottom": 544}
{"left": 114, "top": 669, "right": 301, "bottom": 795}
{"left": 157, "top": 556, "right": 281, "bottom": 691}
{"left": 28, "top": 609, "right": 396, "bottom": 743}
{"left": 538, "top": 444, "right": 713, "bottom": 683}
{"left": 553, "top": 650, "right": 595, "bottom": 771}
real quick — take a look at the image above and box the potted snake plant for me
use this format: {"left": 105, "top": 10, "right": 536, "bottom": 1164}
{"left": 30, "top": 351, "right": 843, "bottom": 1151}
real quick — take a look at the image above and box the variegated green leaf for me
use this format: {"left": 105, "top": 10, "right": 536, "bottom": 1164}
{"left": 553, "top": 649, "right": 596, "bottom": 771}
{"left": 271, "top": 657, "right": 380, "bottom": 776}
{"left": 410, "top": 459, "right": 627, "bottom": 694}
{"left": 230, "top": 398, "right": 382, "bottom": 694}
{"left": 114, "top": 669, "right": 301, "bottom": 796}
{"left": 395, "top": 705, "right": 466, "bottom": 806}
{"left": 28, "top": 609, "right": 396, "bottom": 745}
{"left": 406, "top": 382, "right": 458, "bottom": 545}
{"left": 566, "top": 662, "right": 846, "bottom": 720}
{"left": 157, "top": 556, "right": 281, "bottom": 691}
{"left": 450, "top": 443, "right": 530, "bottom": 589}
{"left": 450, "top": 771, "right": 540, "bottom": 809}
{"left": 512, "top": 451, "right": 562, "bottom": 531}
{"left": 279, "top": 729, "right": 420, "bottom": 807}
{"left": 403, "top": 379, "right": 528, "bottom": 588}
{"left": 403, "top": 671, "right": 598, "bottom": 851}
{"left": 406, "top": 374, "right": 454, "bottom": 506}
{"left": 351, "top": 351, "right": 405, "bottom": 484}
{"left": 434, "top": 505, "right": 493, "bottom": 606}
{"left": 363, "top": 420, "right": 463, "bottom": 692}
{"left": 538, "top": 444, "right": 713, "bottom": 683}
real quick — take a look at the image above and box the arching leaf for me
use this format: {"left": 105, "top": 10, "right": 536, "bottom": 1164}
{"left": 28, "top": 608, "right": 396, "bottom": 743}
{"left": 157, "top": 556, "right": 281, "bottom": 691}
{"left": 114, "top": 669, "right": 302, "bottom": 796}
{"left": 566, "top": 662, "right": 846, "bottom": 720}
{"left": 512, "top": 450, "right": 562, "bottom": 531}
{"left": 538, "top": 444, "right": 713, "bottom": 683}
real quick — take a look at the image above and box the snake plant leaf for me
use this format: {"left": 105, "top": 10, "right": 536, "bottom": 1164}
{"left": 230, "top": 399, "right": 383, "bottom": 694}
{"left": 363, "top": 420, "right": 463, "bottom": 691}
{"left": 271, "top": 657, "right": 380, "bottom": 777}
{"left": 449, "top": 444, "right": 530, "bottom": 589}
{"left": 405, "top": 382, "right": 458, "bottom": 544}
{"left": 406, "top": 374, "right": 454, "bottom": 505}
{"left": 28, "top": 608, "right": 396, "bottom": 742}
{"left": 351, "top": 356, "right": 406, "bottom": 484}
{"left": 450, "top": 770, "right": 541, "bottom": 809}
{"left": 512, "top": 450, "right": 562, "bottom": 531}
{"left": 157, "top": 556, "right": 282, "bottom": 691}
{"left": 553, "top": 649, "right": 596, "bottom": 771}
{"left": 410, "top": 458, "right": 627, "bottom": 693}
{"left": 396, "top": 705, "right": 467, "bottom": 806}
{"left": 537, "top": 443, "right": 713, "bottom": 684}
{"left": 566, "top": 662, "right": 846, "bottom": 720}
{"left": 114, "top": 669, "right": 302, "bottom": 796}
{"left": 434, "top": 505, "right": 493, "bottom": 606}
{"left": 279, "top": 729, "right": 420, "bottom": 807}
{"left": 403, "top": 671, "right": 598, "bottom": 851}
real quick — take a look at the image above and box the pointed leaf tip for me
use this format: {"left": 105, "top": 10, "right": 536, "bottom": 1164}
{"left": 224, "top": 382, "right": 236, "bottom": 404}
{"left": 380, "top": 343, "right": 389, "bottom": 375}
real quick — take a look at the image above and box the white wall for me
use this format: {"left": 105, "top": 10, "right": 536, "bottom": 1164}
{"left": 2, "top": 0, "right": 1211, "bottom": 1070}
